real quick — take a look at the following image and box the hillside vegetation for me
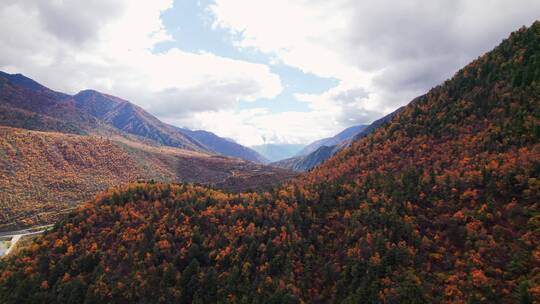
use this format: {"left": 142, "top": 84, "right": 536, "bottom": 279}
{"left": 1, "top": 22, "right": 540, "bottom": 303}
{"left": 0, "top": 127, "right": 142, "bottom": 229}
{"left": 0, "top": 127, "right": 295, "bottom": 230}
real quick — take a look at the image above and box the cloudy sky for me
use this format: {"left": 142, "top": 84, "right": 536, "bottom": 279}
{"left": 1, "top": 0, "right": 538, "bottom": 146}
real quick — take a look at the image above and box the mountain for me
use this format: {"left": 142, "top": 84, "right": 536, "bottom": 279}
{"left": 274, "top": 145, "right": 336, "bottom": 172}
{"left": 350, "top": 106, "right": 403, "bottom": 142}
{"left": 296, "top": 124, "right": 368, "bottom": 156}
{"left": 273, "top": 110, "right": 400, "bottom": 172}
{"left": 0, "top": 72, "right": 271, "bottom": 162}
{"left": 0, "top": 71, "right": 68, "bottom": 99}
{"left": 177, "top": 127, "right": 268, "bottom": 163}
{"left": 250, "top": 143, "right": 305, "bottom": 162}
{"left": 0, "top": 72, "right": 186, "bottom": 148}
{"left": 2, "top": 21, "right": 540, "bottom": 303}
{"left": 0, "top": 126, "right": 295, "bottom": 231}
{"left": 72, "top": 90, "right": 208, "bottom": 152}
{"left": 0, "top": 74, "right": 296, "bottom": 229}
{"left": 0, "top": 72, "right": 111, "bottom": 137}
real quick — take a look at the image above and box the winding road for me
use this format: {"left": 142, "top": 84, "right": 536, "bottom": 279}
{"left": 0, "top": 225, "right": 53, "bottom": 257}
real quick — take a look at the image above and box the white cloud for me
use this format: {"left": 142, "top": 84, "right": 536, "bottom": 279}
{"left": 296, "top": 82, "right": 381, "bottom": 127}
{"left": 211, "top": 0, "right": 540, "bottom": 137}
{"left": 0, "top": 0, "right": 282, "bottom": 124}
{"left": 165, "top": 108, "right": 345, "bottom": 146}
{"left": 210, "top": 0, "right": 363, "bottom": 81}
{"left": 164, "top": 81, "right": 379, "bottom": 146}
{"left": 2, "top": 0, "right": 539, "bottom": 146}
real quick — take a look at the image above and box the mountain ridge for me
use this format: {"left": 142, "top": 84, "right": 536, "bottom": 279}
{"left": 296, "top": 124, "right": 368, "bottom": 156}
{"left": 272, "top": 110, "right": 400, "bottom": 172}
{"left": 72, "top": 90, "right": 209, "bottom": 152}
{"left": 1, "top": 21, "right": 540, "bottom": 303}
{"left": 0, "top": 73, "right": 296, "bottom": 229}
{"left": 177, "top": 127, "right": 268, "bottom": 163}
{"left": 0, "top": 72, "right": 268, "bottom": 162}
{"left": 250, "top": 143, "right": 305, "bottom": 162}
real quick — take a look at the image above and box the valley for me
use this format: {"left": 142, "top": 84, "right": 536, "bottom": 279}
{"left": 0, "top": 126, "right": 295, "bottom": 231}
{"left": 0, "top": 70, "right": 297, "bottom": 231}
{"left": 0, "top": 6, "right": 539, "bottom": 304}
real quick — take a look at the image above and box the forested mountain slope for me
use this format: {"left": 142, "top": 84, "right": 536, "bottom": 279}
{"left": 0, "top": 127, "right": 295, "bottom": 231}
{"left": 1, "top": 21, "right": 540, "bottom": 304}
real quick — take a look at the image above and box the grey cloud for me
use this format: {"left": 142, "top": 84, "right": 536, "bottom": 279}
{"left": 345, "top": 1, "right": 460, "bottom": 70}
{"left": 0, "top": 0, "right": 126, "bottom": 90}
{"left": 0, "top": 1, "right": 273, "bottom": 120}
{"left": 145, "top": 80, "right": 264, "bottom": 118}
{"left": 336, "top": 92, "right": 381, "bottom": 125}
{"left": 7, "top": 0, "right": 125, "bottom": 46}
{"left": 332, "top": 87, "right": 368, "bottom": 104}
{"left": 372, "top": 55, "right": 459, "bottom": 94}
{"left": 332, "top": 87, "right": 381, "bottom": 125}
{"left": 337, "top": 107, "right": 382, "bottom": 126}
{"left": 342, "top": 0, "right": 540, "bottom": 109}
{"left": 321, "top": 86, "right": 382, "bottom": 126}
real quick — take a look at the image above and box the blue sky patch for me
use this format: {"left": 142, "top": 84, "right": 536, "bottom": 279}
{"left": 154, "top": 0, "right": 338, "bottom": 114}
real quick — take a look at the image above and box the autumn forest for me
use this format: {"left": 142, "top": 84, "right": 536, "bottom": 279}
{"left": 0, "top": 13, "right": 539, "bottom": 304}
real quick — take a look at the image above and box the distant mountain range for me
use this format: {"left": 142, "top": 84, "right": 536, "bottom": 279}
{"left": 250, "top": 143, "right": 305, "bottom": 162}
{"left": 296, "top": 124, "right": 368, "bottom": 156}
{"left": 0, "top": 71, "right": 266, "bottom": 163}
{"left": 178, "top": 127, "right": 268, "bottom": 163}
{"left": 73, "top": 89, "right": 209, "bottom": 151}
{"left": 272, "top": 111, "right": 401, "bottom": 171}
